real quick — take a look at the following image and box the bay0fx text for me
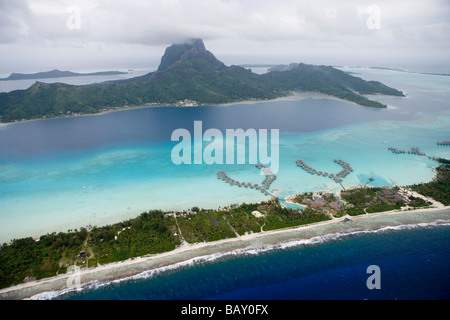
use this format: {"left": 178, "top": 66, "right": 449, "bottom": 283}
{"left": 181, "top": 304, "right": 269, "bottom": 317}
{"left": 171, "top": 121, "right": 280, "bottom": 174}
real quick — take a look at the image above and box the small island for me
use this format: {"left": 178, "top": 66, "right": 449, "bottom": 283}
{"left": 0, "top": 69, "right": 127, "bottom": 81}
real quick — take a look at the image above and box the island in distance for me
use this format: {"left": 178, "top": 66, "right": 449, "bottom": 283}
{"left": 0, "top": 69, "right": 128, "bottom": 81}
{"left": 0, "top": 39, "right": 405, "bottom": 123}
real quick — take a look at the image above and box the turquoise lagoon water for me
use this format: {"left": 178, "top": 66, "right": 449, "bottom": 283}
{"left": 0, "top": 68, "right": 449, "bottom": 243}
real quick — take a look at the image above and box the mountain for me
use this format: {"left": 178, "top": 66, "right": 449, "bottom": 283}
{"left": 0, "top": 69, "right": 127, "bottom": 81}
{"left": 0, "top": 39, "right": 404, "bottom": 123}
{"left": 262, "top": 63, "right": 404, "bottom": 108}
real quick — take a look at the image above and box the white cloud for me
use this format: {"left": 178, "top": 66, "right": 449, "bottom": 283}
{"left": 0, "top": 0, "right": 449, "bottom": 72}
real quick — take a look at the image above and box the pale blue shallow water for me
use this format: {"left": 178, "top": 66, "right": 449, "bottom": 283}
{"left": 0, "top": 68, "right": 449, "bottom": 243}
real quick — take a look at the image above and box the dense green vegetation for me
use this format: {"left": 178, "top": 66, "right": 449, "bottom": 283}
{"left": 292, "top": 185, "right": 435, "bottom": 218}
{"left": 0, "top": 211, "right": 179, "bottom": 289}
{"left": 0, "top": 39, "right": 404, "bottom": 123}
{"left": 437, "top": 158, "right": 450, "bottom": 165}
{"left": 262, "top": 205, "right": 330, "bottom": 231}
{"left": 408, "top": 197, "right": 432, "bottom": 208}
{"left": 90, "top": 210, "right": 180, "bottom": 265}
{"left": 410, "top": 166, "right": 450, "bottom": 206}
{"left": 0, "top": 198, "right": 330, "bottom": 289}
{"left": 174, "top": 199, "right": 331, "bottom": 242}
{"left": 340, "top": 187, "right": 405, "bottom": 216}
{"left": 263, "top": 63, "right": 404, "bottom": 109}
{"left": 226, "top": 203, "right": 263, "bottom": 235}
{"left": 0, "top": 229, "right": 87, "bottom": 289}
{"left": 176, "top": 210, "right": 237, "bottom": 243}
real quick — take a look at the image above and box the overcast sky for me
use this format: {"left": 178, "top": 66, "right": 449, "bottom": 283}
{"left": 1, "top": 0, "right": 449, "bottom": 74}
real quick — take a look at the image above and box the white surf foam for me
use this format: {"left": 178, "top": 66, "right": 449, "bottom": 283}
{"left": 27, "top": 218, "right": 450, "bottom": 300}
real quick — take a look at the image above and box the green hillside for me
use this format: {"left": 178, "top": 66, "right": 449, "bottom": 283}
{"left": 0, "top": 39, "right": 404, "bottom": 123}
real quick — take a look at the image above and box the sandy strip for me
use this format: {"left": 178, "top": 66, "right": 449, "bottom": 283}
{"left": 1, "top": 205, "right": 449, "bottom": 300}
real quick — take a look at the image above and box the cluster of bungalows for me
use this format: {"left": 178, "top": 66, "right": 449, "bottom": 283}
{"left": 217, "top": 163, "right": 277, "bottom": 196}
{"left": 389, "top": 146, "right": 442, "bottom": 162}
{"left": 334, "top": 159, "right": 353, "bottom": 179}
{"left": 437, "top": 141, "right": 450, "bottom": 146}
{"left": 407, "top": 147, "right": 426, "bottom": 156}
{"left": 256, "top": 163, "right": 277, "bottom": 190}
{"left": 389, "top": 146, "right": 425, "bottom": 156}
{"left": 388, "top": 147, "right": 406, "bottom": 154}
{"left": 296, "top": 159, "right": 353, "bottom": 184}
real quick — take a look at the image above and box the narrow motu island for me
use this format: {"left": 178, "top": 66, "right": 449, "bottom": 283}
{"left": 0, "top": 164, "right": 449, "bottom": 300}
{"left": 0, "top": 207, "right": 449, "bottom": 300}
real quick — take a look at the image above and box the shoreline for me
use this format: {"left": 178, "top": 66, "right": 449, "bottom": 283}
{"left": 0, "top": 91, "right": 356, "bottom": 129}
{"left": 1, "top": 205, "right": 449, "bottom": 300}
{"left": 0, "top": 103, "right": 170, "bottom": 128}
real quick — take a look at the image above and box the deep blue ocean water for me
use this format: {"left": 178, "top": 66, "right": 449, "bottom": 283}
{"left": 64, "top": 224, "right": 450, "bottom": 300}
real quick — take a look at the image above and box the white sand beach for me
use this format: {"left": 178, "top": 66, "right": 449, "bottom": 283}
{"left": 1, "top": 204, "right": 449, "bottom": 300}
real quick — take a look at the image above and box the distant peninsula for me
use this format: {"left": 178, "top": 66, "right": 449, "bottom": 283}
{"left": 0, "top": 39, "right": 405, "bottom": 123}
{"left": 0, "top": 69, "right": 127, "bottom": 81}
{"left": 369, "top": 66, "right": 450, "bottom": 77}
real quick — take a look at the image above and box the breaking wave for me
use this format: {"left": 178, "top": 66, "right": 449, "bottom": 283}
{"left": 28, "top": 219, "right": 450, "bottom": 300}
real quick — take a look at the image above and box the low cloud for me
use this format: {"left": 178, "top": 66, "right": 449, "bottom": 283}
{"left": 0, "top": 0, "right": 449, "bottom": 72}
